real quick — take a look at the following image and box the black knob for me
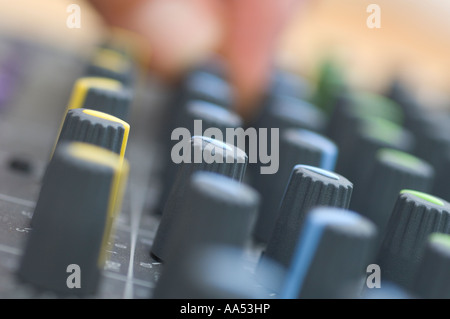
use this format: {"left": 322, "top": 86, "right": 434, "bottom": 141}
{"left": 151, "top": 136, "right": 248, "bottom": 262}
{"left": 253, "top": 128, "right": 338, "bottom": 244}
{"left": 280, "top": 207, "right": 376, "bottom": 299}
{"left": 153, "top": 171, "right": 263, "bottom": 299}
{"left": 162, "top": 171, "right": 259, "bottom": 264}
{"left": 340, "top": 117, "right": 414, "bottom": 209}
{"left": 158, "top": 62, "right": 233, "bottom": 146}
{"left": 85, "top": 48, "right": 135, "bottom": 86}
{"left": 386, "top": 80, "right": 424, "bottom": 132}
{"left": 255, "top": 95, "right": 326, "bottom": 134}
{"left": 261, "top": 165, "right": 353, "bottom": 270}
{"left": 348, "top": 91, "right": 403, "bottom": 124}
{"left": 413, "top": 233, "right": 450, "bottom": 299}
{"left": 414, "top": 123, "right": 450, "bottom": 197}
{"left": 433, "top": 149, "right": 450, "bottom": 201}
{"left": 250, "top": 95, "right": 327, "bottom": 191}
{"left": 153, "top": 244, "right": 273, "bottom": 299}
{"left": 17, "top": 142, "right": 129, "bottom": 296}
{"left": 67, "top": 76, "right": 133, "bottom": 121}
{"left": 267, "top": 69, "right": 312, "bottom": 101}
{"left": 359, "top": 149, "right": 434, "bottom": 250}
{"left": 326, "top": 90, "right": 403, "bottom": 143}
{"left": 378, "top": 190, "right": 450, "bottom": 290}
{"left": 180, "top": 70, "right": 234, "bottom": 109}
{"left": 54, "top": 108, "right": 130, "bottom": 159}
{"left": 157, "top": 100, "right": 243, "bottom": 213}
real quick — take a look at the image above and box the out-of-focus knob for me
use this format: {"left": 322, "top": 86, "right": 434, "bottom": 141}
{"left": 153, "top": 171, "right": 266, "bottom": 299}
{"left": 250, "top": 95, "right": 327, "bottom": 191}
{"left": 281, "top": 207, "right": 376, "bottom": 299}
{"left": 360, "top": 149, "right": 434, "bottom": 250}
{"left": 180, "top": 70, "right": 234, "bottom": 109}
{"left": 341, "top": 117, "right": 414, "bottom": 210}
{"left": 153, "top": 245, "right": 276, "bottom": 299}
{"left": 85, "top": 48, "right": 135, "bottom": 86}
{"left": 255, "top": 95, "right": 326, "bottom": 134}
{"left": 67, "top": 77, "right": 132, "bottom": 121}
{"left": 413, "top": 233, "right": 450, "bottom": 299}
{"left": 165, "top": 171, "right": 259, "bottom": 260}
{"left": 327, "top": 91, "right": 404, "bottom": 142}
{"left": 157, "top": 100, "right": 243, "bottom": 214}
{"left": 265, "top": 69, "right": 312, "bottom": 102}
{"left": 378, "top": 190, "right": 450, "bottom": 290}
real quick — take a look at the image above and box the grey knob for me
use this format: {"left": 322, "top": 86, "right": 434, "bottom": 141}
{"left": 17, "top": 142, "right": 129, "bottom": 296}
{"left": 360, "top": 149, "right": 434, "bottom": 251}
{"left": 180, "top": 70, "right": 234, "bottom": 109}
{"left": 413, "top": 233, "right": 450, "bottom": 299}
{"left": 157, "top": 100, "right": 243, "bottom": 214}
{"left": 250, "top": 95, "right": 327, "bottom": 191}
{"left": 153, "top": 245, "right": 275, "bottom": 299}
{"left": 162, "top": 171, "right": 259, "bottom": 265}
{"left": 85, "top": 48, "right": 135, "bottom": 86}
{"left": 378, "top": 190, "right": 450, "bottom": 290}
{"left": 281, "top": 207, "right": 376, "bottom": 299}
{"left": 54, "top": 108, "right": 130, "bottom": 159}
{"left": 151, "top": 136, "right": 248, "bottom": 262}
{"left": 262, "top": 165, "right": 353, "bottom": 270}
{"left": 255, "top": 95, "right": 326, "bottom": 134}
{"left": 253, "top": 128, "right": 338, "bottom": 244}
{"left": 341, "top": 117, "right": 414, "bottom": 209}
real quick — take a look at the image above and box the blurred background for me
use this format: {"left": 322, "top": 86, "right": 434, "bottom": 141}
{"left": 0, "top": 0, "right": 449, "bottom": 110}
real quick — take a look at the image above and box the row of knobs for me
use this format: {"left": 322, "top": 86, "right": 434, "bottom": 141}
{"left": 15, "top": 41, "right": 450, "bottom": 299}
{"left": 17, "top": 44, "right": 135, "bottom": 295}
{"left": 148, "top": 61, "right": 450, "bottom": 299}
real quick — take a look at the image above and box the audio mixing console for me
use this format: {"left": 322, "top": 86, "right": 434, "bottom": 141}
{"left": 0, "top": 22, "right": 450, "bottom": 301}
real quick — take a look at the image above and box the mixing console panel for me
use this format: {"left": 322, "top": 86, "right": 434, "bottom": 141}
{"left": 0, "top": 27, "right": 449, "bottom": 301}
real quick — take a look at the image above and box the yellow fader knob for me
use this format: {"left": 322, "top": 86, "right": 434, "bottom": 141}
{"left": 54, "top": 108, "right": 130, "bottom": 160}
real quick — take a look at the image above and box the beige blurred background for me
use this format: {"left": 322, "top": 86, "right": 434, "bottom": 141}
{"left": 0, "top": 1, "right": 104, "bottom": 52}
{"left": 278, "top": 0, "right": 450, "bottom": 103}
{"left": 0, "top": 0, "right": 449, "bottom": 105}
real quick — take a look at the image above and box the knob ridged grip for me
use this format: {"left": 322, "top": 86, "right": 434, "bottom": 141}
{"left": 378, "top": 190, "right": 450, "bottom": 290}
{"left": 253, "top": 129, "right": 338, "bottom": 244}
{"left": 55, "top": 108, "right": 129, "bottom": 158}
{"left": 262, "top": 165, "right": 353, "bottom": 269}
